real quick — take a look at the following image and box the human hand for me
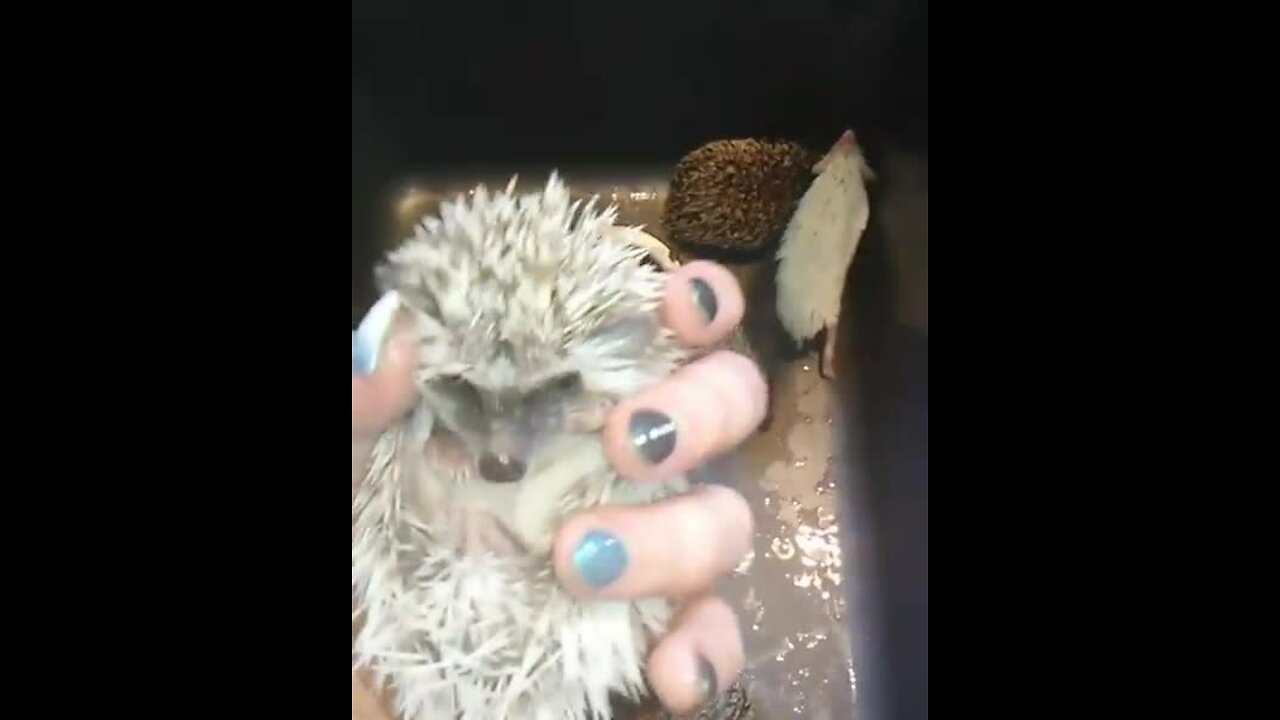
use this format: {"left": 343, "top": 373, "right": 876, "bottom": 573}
{"left": 352, "top": 291, "right": 418, "bottom": 492}
{"left": 552, "top": 259, "right": 764, "bottom": 714}
{"left": 350, "top": 260, "right": 766, "bottom": 714}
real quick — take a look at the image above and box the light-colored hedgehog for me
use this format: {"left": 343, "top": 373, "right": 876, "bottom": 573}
{"left": 352, "top": 173, "right": 718, "bottom": 720}
{"left": 774, "top": 129, "right": 875, "bottom": 379}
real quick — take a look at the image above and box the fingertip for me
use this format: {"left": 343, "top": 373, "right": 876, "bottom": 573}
{"left": 661, "top": 261, "right": 745, "bottom": 347}
{"left": 721, "top": 350, "right": 770, "bottom": 425}
{"left": 699, "top": 483, "right": 755, "bottom": 558}
{"left": 646, "top": 597, "right": 744, "bottom": 714}
{"left": 603, "top": 351, "right": 768, "bottom": 482}
{"left": 551, "top": 510, "right": 625, "bottom": 597}
{"left": 646, "top": 636, "right": 706, "bottom": 713}
{"left": 351, "top": 320, "right": 419, "bottom": 439}
{"left": 352, "top": 290, "right": 404, "bottom": 376}
{"left": 551, "top": 484, "right": 754, "bottom": 601}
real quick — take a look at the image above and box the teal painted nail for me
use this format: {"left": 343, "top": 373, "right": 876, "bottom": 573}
{"left": 352, "top": 291, "right": 401, "bottom": 375}
{"left": 571, "top": 530, "right": 627, "bottom": 588}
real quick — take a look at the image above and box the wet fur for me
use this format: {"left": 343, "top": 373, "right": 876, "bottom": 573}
{"left": 774, "top": 131, "right": 874, "bottom": 378}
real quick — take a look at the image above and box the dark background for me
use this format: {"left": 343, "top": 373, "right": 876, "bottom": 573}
{"left": 351, "top": 0, "right": 927, "bottom": 165}
{"left": 353, "top": 2, "right": 927, "bottom": 719}
{"left": 353, "top": 0, "right": 927, "bottom": 311}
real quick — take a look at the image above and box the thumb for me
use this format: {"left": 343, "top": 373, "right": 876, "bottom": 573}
{"left": 352, "top": 291, "right": 418, "bottom": 440}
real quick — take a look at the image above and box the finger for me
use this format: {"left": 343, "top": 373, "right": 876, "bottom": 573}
{"left": 603, "top": 350, "right": 767, "bottom": 482}
{"left": 645, "top": 594, "right": 745, "bottom": 715}
{"left": 352, "top": 291, "right": 418, "bottom": 440}
{"left": 553, "top": 483, "right": 753, "bottom": 599}
{"left": 351, "top": 335, "right": 415, "bottom": 439}
{"left": 660, "top": 260, "right": 745, "bottom": 348}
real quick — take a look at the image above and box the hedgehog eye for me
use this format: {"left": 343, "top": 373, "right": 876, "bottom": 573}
{"left": 548, "top": 372, "right": 581, "bottom": 393}
{"left": 433, "top": 374, "right": 482, "bottom": 406}
{"left": 525, "top": 372, "right": 582, "bottom": 406}
{"left": 638, "top": 252, "right": 664, "bottom": 271}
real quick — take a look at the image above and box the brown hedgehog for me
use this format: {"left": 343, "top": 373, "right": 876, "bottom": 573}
{"left": 661, "top": 138, "right": 818, "bottom": 258}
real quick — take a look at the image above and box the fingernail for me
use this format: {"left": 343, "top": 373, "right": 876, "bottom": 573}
{"left": 689, "top": 277, "right": 718, "bottom": 324}
{"left": 696, "top": 656, "right": 719, "bottom": 703}
{"left": 629, "top": 410, "right": 676, "bottom": 465}
{"left": 352, "top": 291, "right": 401, "bottom": 375}
{"left": 571, "top": 529, "right": 628, "bottom": 588}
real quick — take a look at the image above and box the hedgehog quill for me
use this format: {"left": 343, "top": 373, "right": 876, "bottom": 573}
{"left": 352, "top": 173, "right": 722, "bottom": 720}
{"left": 662, "top": 138, "right": 817, "bottom": 258}
{"left": 774, "top": 130, "right": 874, "bottom": 379}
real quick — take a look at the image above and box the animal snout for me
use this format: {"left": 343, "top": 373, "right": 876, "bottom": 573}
{"left": 478, "top": 452, "right": 527, "bottom": 484}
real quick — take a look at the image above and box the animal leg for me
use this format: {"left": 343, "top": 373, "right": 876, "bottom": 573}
{"left": 820, "top": 323, "right": 837, "bottom": 380}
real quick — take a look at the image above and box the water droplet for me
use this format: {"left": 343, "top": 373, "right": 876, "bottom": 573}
{"left": 771, "top": 537, "right": 796, "bottom": 560}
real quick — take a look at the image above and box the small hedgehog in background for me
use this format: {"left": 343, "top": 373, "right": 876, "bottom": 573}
{"left": 775, "top": 129, "right": 875, "bottom": 379}
{"left": 662, "top": 138, "right": 818, "bottom": 258}
{"left": 352, "top": 173, "right": 735, "bottom": 720}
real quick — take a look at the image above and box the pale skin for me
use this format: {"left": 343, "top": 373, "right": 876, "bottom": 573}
{"left": 827, "top": 323, "right": 841, "bottom": 379}
{"left": 352, "top": 260, "right": 766, "bottom": 716}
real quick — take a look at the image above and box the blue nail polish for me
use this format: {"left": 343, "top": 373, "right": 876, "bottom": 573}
{"left": 352, "top": 291, "right": 402, "bottom": 375}
{"left": 571, "top": 530, "right": 628, "bottom": 588}
{"left": 351, "top": 331, "right": 371, "bottom": 374}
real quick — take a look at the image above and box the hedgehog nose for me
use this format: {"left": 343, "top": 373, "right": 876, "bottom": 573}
{"left": 478, "top": 452, "right": 526, "bottom": 484}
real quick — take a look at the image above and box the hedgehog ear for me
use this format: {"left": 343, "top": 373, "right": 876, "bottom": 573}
{"left": 859, "top": 157, "right": 877, "bottom": 183}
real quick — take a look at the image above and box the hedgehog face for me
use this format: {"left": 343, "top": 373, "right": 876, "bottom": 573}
{"left": 421, "top": 365, "right": 590, "bottom": 484}
{"left": 374, "top": 173, "right": 688, "bottom": 486}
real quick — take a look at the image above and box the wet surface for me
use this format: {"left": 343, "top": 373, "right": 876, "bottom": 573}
{"left": 356, "top": 158, "right": 927, "bottom": 720}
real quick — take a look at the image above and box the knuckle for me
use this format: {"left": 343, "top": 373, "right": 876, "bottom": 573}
{"left": 719, "top": 351, "right": 768, "bottom": 416}
{"left": 666, "top": 485, "right": 753, "bottom": 591}
{"left": 668, "top": 498, "right": 724, "bottom": 591}
{"left": 702, "top": 484, "right": 754, "bottom": 561}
